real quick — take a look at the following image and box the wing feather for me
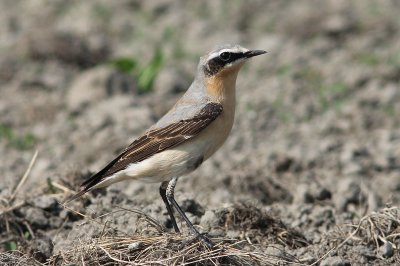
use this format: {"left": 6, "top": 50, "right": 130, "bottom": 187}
{"left": 65, "top": 102, "right": 223, "bottom": 202}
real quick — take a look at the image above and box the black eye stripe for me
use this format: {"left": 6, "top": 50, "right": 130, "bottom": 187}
{"left": 203, "top": 52, "right": 245, "bottom": 76}
{"left": 230, "top": 52, "right": 244, "bottom": 62}
{"left": 214, "top": 52, "right": 244, "bottom": 65}
{"left": 220, "top": 52, "right": 231, "bottom": 61}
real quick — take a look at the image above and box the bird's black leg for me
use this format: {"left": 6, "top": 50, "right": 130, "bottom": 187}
{"left": 166, "top": 177, "right": 214, "bottom": 248}
{"left": 160, "top": 181, "right": 180, "bottom": 233}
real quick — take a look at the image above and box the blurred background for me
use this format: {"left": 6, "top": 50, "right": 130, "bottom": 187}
{"left": 1, "top": 0, "right": 400, "bottom": 262}
{"left": 1, "top": 0, "right": 399, "bottom": 204}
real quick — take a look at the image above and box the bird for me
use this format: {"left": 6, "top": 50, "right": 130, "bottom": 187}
{"left": 65, "top": 44, "right": 266, "bottom": 248}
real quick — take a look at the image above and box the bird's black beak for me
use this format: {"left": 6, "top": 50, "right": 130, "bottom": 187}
{"left": 245, "top": 50, "right": 267, "bottom": 58}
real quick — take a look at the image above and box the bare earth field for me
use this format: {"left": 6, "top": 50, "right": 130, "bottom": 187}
{"left": 1, "top": 1, "right": 400, "bottom": 265}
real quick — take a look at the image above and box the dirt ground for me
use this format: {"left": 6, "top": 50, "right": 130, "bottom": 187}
{"left": 1, "top": 1, "right": 400, "bottom": 265}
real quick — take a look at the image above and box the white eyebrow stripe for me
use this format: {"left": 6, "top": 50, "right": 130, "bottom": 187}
{"left": 207, "top": 48, "right": 244, "bottom": 61}
{"left": 207, "top": 52, "right": 220, "bottom": 60}
{"left": 219, "top": 48, "right": 236, "bottom": 54}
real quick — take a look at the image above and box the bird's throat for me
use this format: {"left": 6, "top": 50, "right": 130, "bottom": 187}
{"left": 205, "top": 67, "right": 239, "bottom": 104}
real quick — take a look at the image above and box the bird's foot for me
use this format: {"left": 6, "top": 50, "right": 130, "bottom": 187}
{"left": 194, "top": 232, "right": 214, "bottom": 248}
{"left": 180, "top": 232, "right": 214, "bottom": 249}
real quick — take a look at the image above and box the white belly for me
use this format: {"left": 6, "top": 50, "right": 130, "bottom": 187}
{"left": 92, "top": 118, "right": 233, "bottom": 189}
{"left": 92, "top": 103, "right": 235, "bottom": 189}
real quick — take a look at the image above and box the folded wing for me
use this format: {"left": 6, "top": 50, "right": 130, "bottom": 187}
{"left": 65, "top": 102, "right": 223, "bottom": 202}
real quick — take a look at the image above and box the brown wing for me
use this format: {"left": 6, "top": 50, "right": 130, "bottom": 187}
{"left": 79, "top": 102, "right": 222, "bottom": 193}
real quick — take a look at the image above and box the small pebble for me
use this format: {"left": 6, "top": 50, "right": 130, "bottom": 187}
{"left": 128, "top": 242, "right": 143, "bottom": 251}
{"left": 379, "top": 241, "right": 394, "bottom": 258}
{"left": 320, "top": 256, "right": 349, "bottom": 266}
{"left": 32, "top": 195, "right": 58, "bottom": 211}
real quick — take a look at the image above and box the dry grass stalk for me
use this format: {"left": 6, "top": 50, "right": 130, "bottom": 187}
{"left": 0, "top": 150, "right": 39, "bottom": 246}
{"left": 48, "top": 234, "right": 297, "bottom": 265}
{"left": 338, "top": 206, "right": 399, "bottom": 249}
{"left": 0, "top": 251, "right": 43, "bottom": 266}
{"left": 312, "top": 206, "right": 400, "bottom": 265}
{"left": 9, "top": 150, "right": 39, "bottom": 203}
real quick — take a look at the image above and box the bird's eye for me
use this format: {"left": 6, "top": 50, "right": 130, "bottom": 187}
{"left": 219, "top": 52, "right": 231, "bottom": 61}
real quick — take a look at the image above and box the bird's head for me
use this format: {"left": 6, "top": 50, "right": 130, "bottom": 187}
{"left": 200, "top": 44, "right": 266, "bottom": 78}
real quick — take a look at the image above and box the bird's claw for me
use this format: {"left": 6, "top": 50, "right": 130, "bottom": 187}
{"left": 195, "top": 232, "right": 214, "bottom": 248}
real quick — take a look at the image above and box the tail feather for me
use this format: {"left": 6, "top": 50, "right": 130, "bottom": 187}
{"left": 63, "top": 188, "right": 90, "bottom": 204}
{"left": 64, "top": 156, "right": 122, "bottom": 204}
{"left": 81, "top": 155, "right": 122, "bottom": 187}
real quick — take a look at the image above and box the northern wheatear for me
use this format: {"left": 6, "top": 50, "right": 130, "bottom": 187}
{"left": 66, "top": 44, "right": 266, "bottom": 247}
